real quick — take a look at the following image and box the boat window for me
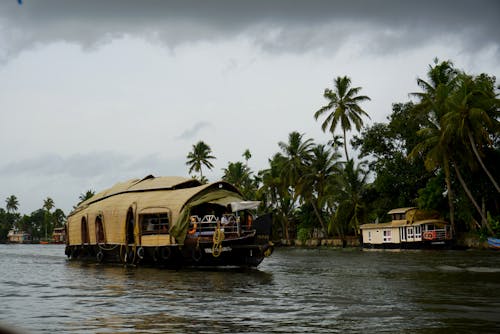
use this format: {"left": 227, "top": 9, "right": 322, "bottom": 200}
{"left": 383, "top": 230, "right": 392, "bottom": 242}
{"left": 407, "top": 227, "right": 414, "bottom": 239}
{"left": 95, "top": 215, "right": 105, "bottom": 244}
{"left": 81, "top": 217, "right": 89, "bottom": 244}
{"left": 415, "top": 226, "right": 422, "bottom": 238}
{"left": 141, "top": 213, "right": 169, "bottom": 235}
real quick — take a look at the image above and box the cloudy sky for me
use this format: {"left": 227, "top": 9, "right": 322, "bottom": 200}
{"left": 1, "top": 0, "right": 499, "bottom": 215}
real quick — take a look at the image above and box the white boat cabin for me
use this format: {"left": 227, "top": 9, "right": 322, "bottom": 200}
{"left": 360, "top": 207, "right": 452, "bottom": 249}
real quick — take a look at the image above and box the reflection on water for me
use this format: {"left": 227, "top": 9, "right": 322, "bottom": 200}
{"left": 1, "top": 245, "right": 500, "bottom": 333}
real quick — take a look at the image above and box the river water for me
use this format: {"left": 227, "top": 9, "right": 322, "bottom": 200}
{"left": 1, "top": 245, "right": 500, "bottom": 333}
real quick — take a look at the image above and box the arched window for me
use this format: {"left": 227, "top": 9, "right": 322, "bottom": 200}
{"left": 126, "top": 208, "right": 135, "bottom": 245}
{"left": 81, "top": 217, "right": 89, "bottom": 244}
{"left": 95, "top": 215, "right": 105, "bottom": 244}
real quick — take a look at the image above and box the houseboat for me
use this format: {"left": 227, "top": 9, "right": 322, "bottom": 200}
{"left": 7, "top": 229, "right": 32, "bottom": 243}
{"left": 65, "top": 175, "right": 273, "bottom": 267}
{"left": 360, "top": 207, "right": 453, "bottom": 249}
{"left": 52, "top": 227, "right": 66, "bottom": 244}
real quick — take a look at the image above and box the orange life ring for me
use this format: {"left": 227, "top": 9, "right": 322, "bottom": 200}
{"left": 188, "top": 222, "right": 198, "bottom": 235}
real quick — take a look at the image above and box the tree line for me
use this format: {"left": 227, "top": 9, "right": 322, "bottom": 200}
{"left": 2, "top": 59, "right": 498, "bottom": 243}
{"left": 186, "top": 59, "right": 499, "bottom": 242}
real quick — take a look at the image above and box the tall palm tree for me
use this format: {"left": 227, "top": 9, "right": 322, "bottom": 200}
{"left": 42, "top": 197, "right": 55, "bottom": 241}
{"left": 314, "top": 76, "right": 371, "bottom": 161}
{"left": 443, "top": 73, "right": 500, "bottom": 193}
{"left": 5, "top": 195, "right": 19, "bottom": 213}
{"left": 43, "top": 197, "right": 54, "bottom": 212}
{"left": 410, "top": 59, "right": 458, "bottom": 231}
{"left": 186, "top": 141, "right": 216, "bottom": 181}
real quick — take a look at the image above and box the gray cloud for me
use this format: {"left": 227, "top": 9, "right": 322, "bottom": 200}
{"left": 0, "top": 151, "right": 183, "bottom": 179}
{"left": 175, "top": 121, "right": 212, "bottom": 140}
{"left": 1, "top": 0, "right": 499, "bottom": 61}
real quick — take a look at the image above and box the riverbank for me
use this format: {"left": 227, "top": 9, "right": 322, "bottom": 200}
{"left": 279, "top": 232, "right": 493, "bottom": 249}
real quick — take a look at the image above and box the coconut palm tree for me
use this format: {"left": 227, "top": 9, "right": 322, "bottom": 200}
{"left": 186, "top": 141, "right": 216, "bottom": 182}
{"left": 5, "top": 195, "right": 19, "bottom": 213}
{"left": 297, "top": 144, "right": 342, "bottom": 235}
{"left": 314, "top": 76, "right": 371, "bottom": 161}
{"left": 259, "top": 153, "right": 294, "bottom": 242}
{"left": 242, "top": 149, "right": 252, "bottom": 166}
{"left": 222, "top": 161, "right": 252, "bottom": 191}
{"left": 78, "top": 190, "right": 95, "bottom": 204}
{"left": 443, "top": 73, "right": 500, "bottom": 193}
{"left": 277, "top": 131, "right": 314, "bottom": 192}
{"left": 330, "top": 160, "right": 369, "bottom": 239}
{"left": 409, "top": 59, "right": 458, "bottom": 231}
{"left": 42, "top": 197, "right": 55, "bottom": 241}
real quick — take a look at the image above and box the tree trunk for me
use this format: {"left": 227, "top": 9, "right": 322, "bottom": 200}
{"left": 343, "top": 128, "right": 349, "bottom": 161}
{"left": 453, "top": 161, "right": 493, "bottom": 234}
{"left": 469, "top": 133, "right": 500, "bottom": 193}
{"left": 311, "top": 200, "right": 327, "bottom": 236}
{"left": 443, "top": 157, "right": 455, "bottom": 232}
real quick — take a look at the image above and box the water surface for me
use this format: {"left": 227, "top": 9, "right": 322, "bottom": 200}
{"left": 1, "top": 245, "right": 499, "bottom": 333}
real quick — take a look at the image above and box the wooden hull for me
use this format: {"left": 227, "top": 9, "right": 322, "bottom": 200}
{"left": 64, "top": 233, "right": 273, "bottom": 268}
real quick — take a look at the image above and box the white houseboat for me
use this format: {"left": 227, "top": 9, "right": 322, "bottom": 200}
{"left": 360, "top": 207, "right": 453, "bottom": 249}
{"left": 7, "top": 229, "right": 32, "bottom": 243}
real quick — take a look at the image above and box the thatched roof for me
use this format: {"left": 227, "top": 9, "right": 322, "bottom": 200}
{"left": 75, "top": 175, "right": 202, "bottom": 210}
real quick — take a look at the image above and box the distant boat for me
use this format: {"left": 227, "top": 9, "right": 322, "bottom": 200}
{"left": 360, "top": 207, "right": 453, "bottom": 249}
{"left": 7, "top": 229, "right": 32, "bottom": 244}
{"left": 487, "top": 237, "right": 500, "bottom": 249}
{"left": 52, "top": 227, "right": 66, "bottom": 244}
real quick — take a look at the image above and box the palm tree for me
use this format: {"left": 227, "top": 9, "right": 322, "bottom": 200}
{"left": 277, "top": 131, "right": 314, "bottom": 192}
{"left": 330, "top": 160, "right": 369, "bottom": 239}
{"left": 259, "top": 153, "right": 294, "bottom": 242}
{"left": 242, "top": 149, "right": 252, "bottom": 165}
{"left": 43, "top": 197, "right": 54, "bottom": 212}
{"left": 222, "top": 161, "right": 252, "bottom": 191}
{"left": 297, "top": 144, "right": 341, "bottom": 235}
{"left": 78, "top": 190, "right": 95, "bottom": 204}
{"left": 42, "top": 197, "right": 55, "bottom": 241}
{"left": 443, "top": 73, "right": 500, "bottom": 193}
{"left": 409, "top": 59, "right": 458, "bottom": 231}
{"left": 314, "top": 76, "right": 371, "bottom": 161}
{"left": 5, "top": 195, "right": 19, "bottom": 213}
{"left": 186, "top": 141, "right": 216, "bottom": 182}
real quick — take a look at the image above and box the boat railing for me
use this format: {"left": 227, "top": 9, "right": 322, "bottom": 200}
{"left": 188, "top": 214, "right": 252, "bottom": 237}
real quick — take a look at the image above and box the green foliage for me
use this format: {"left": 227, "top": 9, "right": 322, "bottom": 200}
{"left": 297, "top": 227, "right": 311, "bottom": 243}
{"left": 186, "top": 140, "right": 216, "bottom": 180}
{"left": 417, "top": 174, "right": 447, "bottom": 210}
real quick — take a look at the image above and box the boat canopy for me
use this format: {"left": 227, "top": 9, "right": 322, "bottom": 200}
{"left": 230, "top": 201, "right": 261, "bottom": 212}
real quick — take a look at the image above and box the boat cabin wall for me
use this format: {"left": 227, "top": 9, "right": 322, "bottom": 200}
{"left": 67, "top": 203, "right": 133, "bottom": 246}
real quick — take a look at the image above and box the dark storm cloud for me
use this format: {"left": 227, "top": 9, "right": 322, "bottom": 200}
{"left": 1, "top": 0, "right": 498, "bottom": 59}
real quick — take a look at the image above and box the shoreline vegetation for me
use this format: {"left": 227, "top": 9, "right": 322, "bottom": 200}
{"left": 1, "top": 59, "right": 499, "bottom": 248}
